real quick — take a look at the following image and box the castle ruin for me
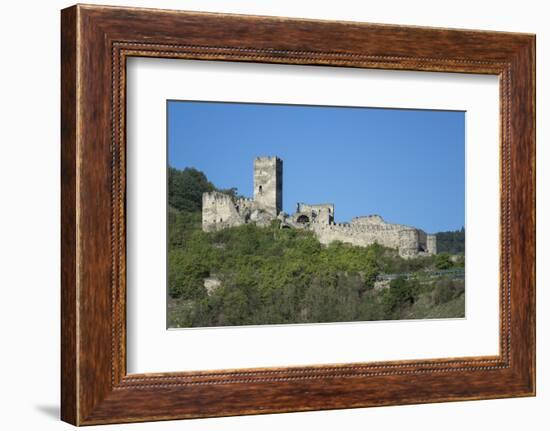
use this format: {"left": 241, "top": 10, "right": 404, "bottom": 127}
{"left": 202, "top": 156, "right": 436, "bottom": 258}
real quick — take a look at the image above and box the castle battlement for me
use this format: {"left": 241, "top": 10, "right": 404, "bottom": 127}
{"left": 202, "top": 156, "right": 436, "bottom": 257}
{"left": 203, "top": 191, "right": 232, "bottom": 201}
{"left": 255, "top": 155, "right": 282, "bottom": 162}
{"left": 236, "top": 197, "right": 254, "bottom": 203}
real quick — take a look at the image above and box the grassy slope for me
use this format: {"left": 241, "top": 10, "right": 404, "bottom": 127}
{"left": 167, "top": 206, "right": 465, "bottom": 328}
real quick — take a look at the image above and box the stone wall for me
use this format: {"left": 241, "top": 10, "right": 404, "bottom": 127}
{"left": 398, "top": 229, "right": 421, "bottom": 258}
{"left": 351, "top": 215, "right": 407, "bottom": 230}
{"left": 202, "top": 155, "right": 283, "bottom": 231}
{"left": 235, "top": 197, "right": 256, "bottom": 219}
{"left": 427, "top": 234, "right": 437, "bottom": 254}
{"left": 201, "top": 156, "right": 437, "bottom": 257}
{"left": 296, "top": 203, "right": 335, "bottom": 216}
{"left": 294, "top": 203, "right": 335, "bottom": 225}
{"left": 203, "top": 192, "right": 274, "bottom": 231}
{"left": 202, "top": 191, "right": 244, "bottom": 232}
{"left": 310, "top": 217, "right": 433, "bottom": 258}
{"left": 311, "top": 221, "right": 402, "bottom": 250}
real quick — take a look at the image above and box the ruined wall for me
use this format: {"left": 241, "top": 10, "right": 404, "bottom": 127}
{"left": 201, "top": 156, "right": 437, "bottom": 257}
{"left": 427, "top": 234, "right": 437, "bottom": 254}
{"left": 202, "top": 191, "right": 244, "bottom": 232}
{"left": 316, "top": 207, "right": 333, "bottom": 225}
{"left": 311, "top": 221, "right": 403, "bottom": 250}
{"left": 202, "top": 191, "right": 279, "bottom": 232}
{"left": 253, "top": 156, "right": 282, "bottom": 217}
{"left": 310, "top": 217, "right": 435, "bottom": 258}
{"left": 296, "top": 203, "right": 334, "bottom": 217}
{"left": 295, "top": 203, "right": 335, "bottom": 225}
{"left": 203, "top": 156, "right": 284, "bottom": 232}
{"left": 398, "top": 229, "right": 420, "bottom": 258}
{"left": 235, "top": 197, "right": 256, "bottom": 220}
{"left": 351, "top": 215, "right": 406, "bottom": 230}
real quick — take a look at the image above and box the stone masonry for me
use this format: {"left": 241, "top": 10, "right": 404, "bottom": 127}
{"left": 202, "top": 156, "right": 436, "bottom": 258}
{"left": 254, "top": 156, "right": 283, "bottom": 217}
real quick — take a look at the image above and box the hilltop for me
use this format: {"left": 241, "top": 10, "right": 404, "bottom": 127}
{"left": 167, "top": 166, "right": 465, "bottom": 328}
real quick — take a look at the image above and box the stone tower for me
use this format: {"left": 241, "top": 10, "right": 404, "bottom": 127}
{"left": 426, "top": 234, "right": 437, "bottom": 255}
{"left": 253, "top": 156, "right": 282, "bottom": 217}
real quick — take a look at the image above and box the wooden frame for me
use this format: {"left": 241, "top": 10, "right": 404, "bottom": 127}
{"left": 61, "top": 4, "right": 535, "bottom": 426}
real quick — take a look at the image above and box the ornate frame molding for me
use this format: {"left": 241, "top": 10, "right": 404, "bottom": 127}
{"left": 61, "top": 5, "right": 535, "bottom": 425}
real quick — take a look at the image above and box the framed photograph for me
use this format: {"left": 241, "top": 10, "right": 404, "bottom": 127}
{"left": 61, "top": 4, "right": 535, "bottom": 425}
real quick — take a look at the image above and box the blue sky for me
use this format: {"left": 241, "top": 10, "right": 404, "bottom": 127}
{"left": 168, "top": 100, "right": 464, "bottom": 233}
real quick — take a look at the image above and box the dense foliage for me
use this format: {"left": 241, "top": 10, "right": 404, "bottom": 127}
{"left": 168, "top": 167, "right": 214, "bottom": 212}
{"left": 436, "top": 227, "right": 465, "bottom": 254}
{"left": 167, "top": 166, "right": 465, "bottom": 328}
{"left": 168, "top": 167, "right": 242, "bottom": 212}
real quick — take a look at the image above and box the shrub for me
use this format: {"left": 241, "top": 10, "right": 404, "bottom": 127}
{"left": 435, "top": 253, "right": 453, "bottom": 270}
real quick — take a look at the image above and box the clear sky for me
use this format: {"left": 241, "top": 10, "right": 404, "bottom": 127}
{"left": 168, "top": 100, "right": 464, "bottom": 233}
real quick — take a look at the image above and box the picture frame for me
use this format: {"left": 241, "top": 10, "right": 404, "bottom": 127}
{"left": 61, "top": 4, "right": 535, "bottom": 426}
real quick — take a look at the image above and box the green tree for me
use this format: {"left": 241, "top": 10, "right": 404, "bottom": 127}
{"left": 381, "top": 277, "right": 420, "bottom": 317}
{"left": 363, "top": 246, "right": 380, "bottom": 291}
{"left": 222, "top": 288, "right": 250, "bottom": 326}
{"left": 436, "top": 227, "right": 465, "bottom": 254}
{"left": 168, "top": 166, "right": 215, "bottom": 212}
{"left": 435, "top": 253, "right": 453, "bottom": 270}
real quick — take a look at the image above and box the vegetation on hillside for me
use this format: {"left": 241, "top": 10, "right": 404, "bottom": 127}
{"left": 436, "top": 227, "right": 465, "bottom": 254}
{"left": 167, "top": 166, "right": 465, "bottom": 328}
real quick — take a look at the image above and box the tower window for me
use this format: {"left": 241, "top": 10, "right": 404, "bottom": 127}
{"left": 258, "top": 185, "right": 263, "bottom": 193}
